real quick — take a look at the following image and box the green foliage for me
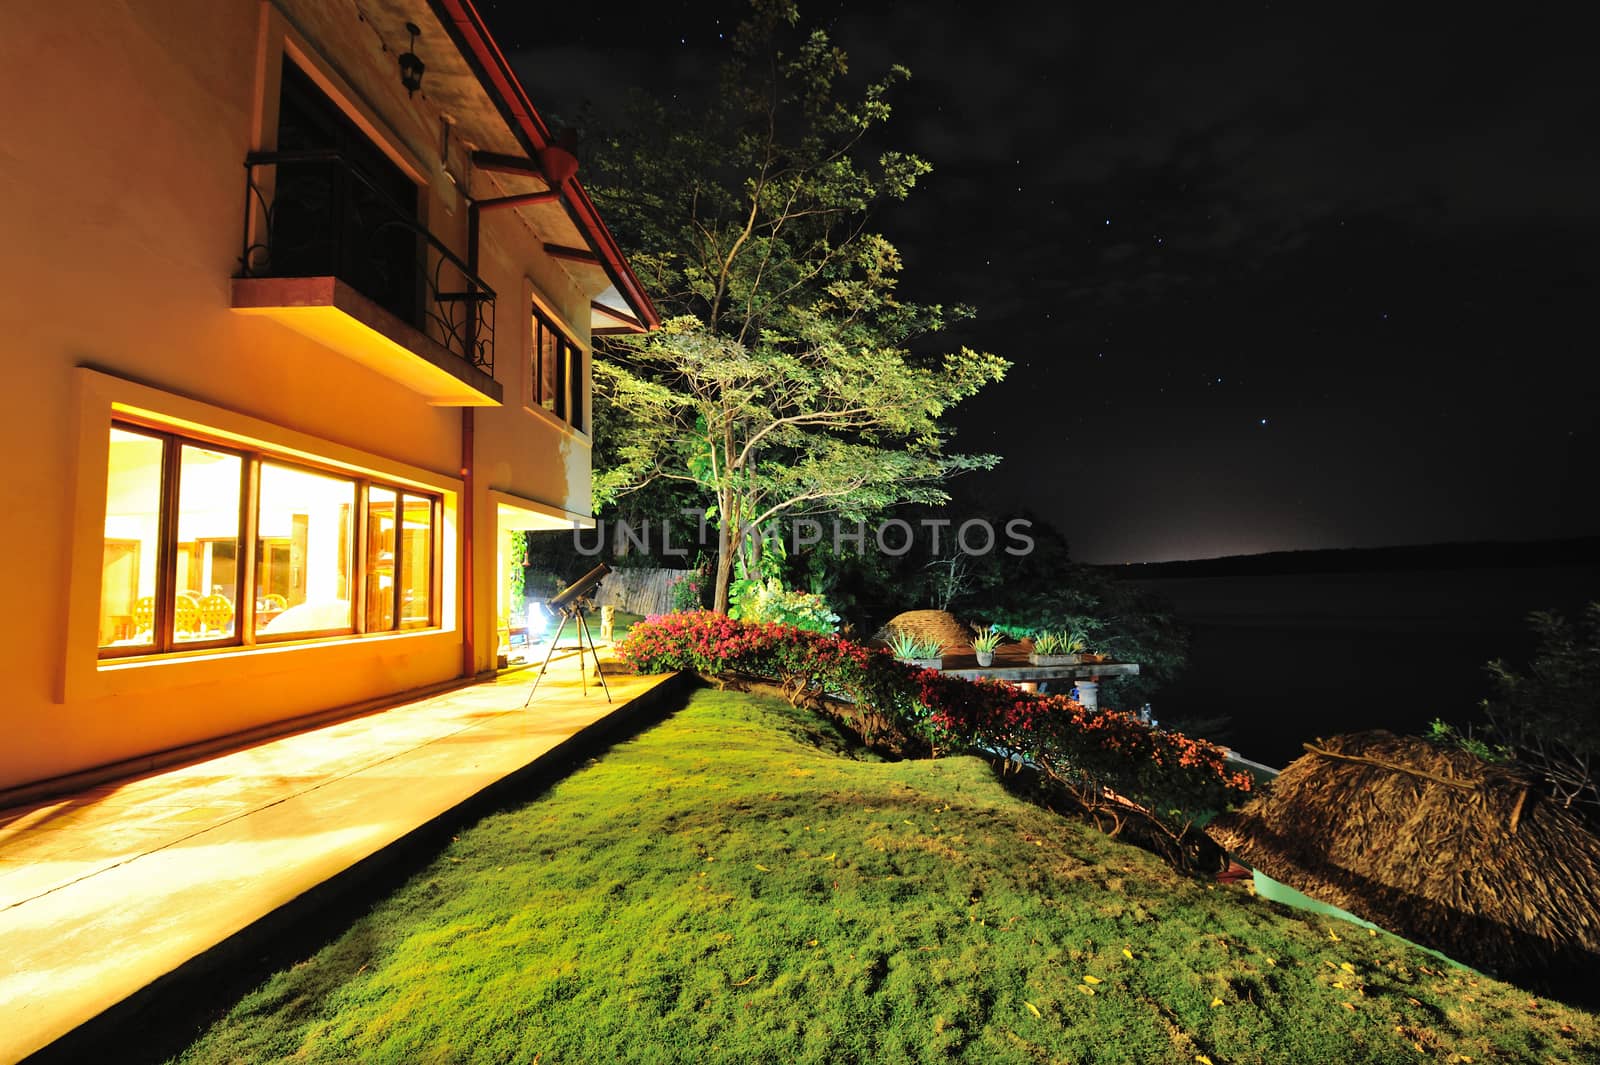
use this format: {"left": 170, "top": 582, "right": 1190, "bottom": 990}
{"left": 617, "top": 614, "right": 1248, "bottom": 849}
{"left": 1032, "top": 630, "right": 1069, "bottom": 656}
{"left": 1028, "top": 630, "right": 1088, "bottom": 656}
{"left": 828, "top": 509, "right": 1190, "bottom": 707}
{"left": 1424, "top": 718, "right": 1512, "bottom": 763}
{"left": 886, "top": 628, "right": 942, "bottom": 660}
{"left": 582, "top": 0, "right": 1009, "bottom": 610}
{"left": 507, "top": 531, "right": 528, "bottom": 605}
{"left": 1480, "top": 603, "right": 1600, "bottom": 823}
{"left": 969, "top": 626, "right": 1001, "bottom": 654}
{"left": 727, "top": 532, "right": 788, "bottom": 614}
{"left": 669, "top": 572, "right": 705, "bottom": 612}
{"left": 976, "top": 565, "right": 1190, "bottom": 706}
{"left": 726, "top": 535, "right": 838, "bottom": 632}
{"left": 168, "top": 690, "right": 1600, "bottom": 1065}
{"left": 521, "top": 566, "right": 565, "bottom": 601}
{"left": 730, "top": 578, "right": 841, "bottom": 633}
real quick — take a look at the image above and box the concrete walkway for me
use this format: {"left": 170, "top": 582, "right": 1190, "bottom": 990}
{"left": 0, "top": 659, "right": 681, "bottom": 1064}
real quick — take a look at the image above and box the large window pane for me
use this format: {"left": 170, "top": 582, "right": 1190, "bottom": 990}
{"left": 173, "top": 444, "right": 242, "bottom": 643}
{"left": 399, "top": 494, "right": 433, "bottom": 629}
{"left": 256, "top": 463, "right": 354, "bottom": 636}
{"left": 98, "top": 422, "right": 440, "bottom": 657}
{"left": 99, "top": 428, "right": 164, "bottom": 650}
{"left": 366, "top": 486, "right": 397, "bottom": 631}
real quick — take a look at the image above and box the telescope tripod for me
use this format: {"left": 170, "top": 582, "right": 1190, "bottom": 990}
{"left": 523, "top": 597, "right": 612, "bottom": 706}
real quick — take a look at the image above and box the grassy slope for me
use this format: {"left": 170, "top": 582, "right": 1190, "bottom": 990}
{"left": 172, "top": 690, "right": 1599, "bottom": 1064}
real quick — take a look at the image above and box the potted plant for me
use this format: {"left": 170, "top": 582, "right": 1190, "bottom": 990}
{"left": 1028, "top": 629, "right": 1080, "bottom": 666}
{"left": 888, "top": 629, "right": 944, "bottom": 670}
{"left": 1029, "top": 628, "right": 1105, "bottom": 666}
{"left": 1028, "top": 630, "right": 1065, "bottom": 665}
{"left": 970, "top": 625, "right": 1002, "bottom": 667}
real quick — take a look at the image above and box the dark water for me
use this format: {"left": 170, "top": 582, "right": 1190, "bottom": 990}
{"left": 1119, "top": 563, "right": 1600, "bottom": 768}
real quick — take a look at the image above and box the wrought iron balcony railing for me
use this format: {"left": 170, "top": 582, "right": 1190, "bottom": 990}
{"left": 239, "top": 149, "right": 494, "bottom": 376}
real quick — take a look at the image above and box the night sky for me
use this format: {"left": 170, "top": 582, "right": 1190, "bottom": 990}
{"left": 481, "top": 1, "right": 1599, "bottom": 563}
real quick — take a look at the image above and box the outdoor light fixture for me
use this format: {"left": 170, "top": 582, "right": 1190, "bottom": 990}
{"left": 526, "top": 600, "right": 552, "bottom": 640}
{"left": 537, "top": 128, "right": 581, "bottom": 189}
{"left": 398, "top": 22, "right": 425, "bottom": 97}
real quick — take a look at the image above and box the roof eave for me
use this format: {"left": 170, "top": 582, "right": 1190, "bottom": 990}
{"left": 428, "top": 0, "right": 661, "bottom": 331}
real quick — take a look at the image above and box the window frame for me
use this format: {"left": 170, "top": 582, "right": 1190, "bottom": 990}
{"left": 98, "top": 427, "right": 251, "bottom": 659}
{"left": 251, "top": 458, "right": 358, "bottom": 645}
{"left": 529, "top": 302, "right": 586, "bottom": 434}
{"left": 98, "top": 418, "right": 442, "bottom": 661}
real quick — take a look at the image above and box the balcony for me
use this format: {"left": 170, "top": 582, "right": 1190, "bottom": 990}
{"left": 231, "top": 150, "right": 501, "bottom": 406}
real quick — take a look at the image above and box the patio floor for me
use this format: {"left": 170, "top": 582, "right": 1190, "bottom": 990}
{"left": 0, "top": 656, "right": 682, "bottom": 1064}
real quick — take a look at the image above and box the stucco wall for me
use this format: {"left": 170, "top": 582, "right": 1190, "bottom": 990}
{"left": 0, "top": 0, "right": 599, "bottom": 790}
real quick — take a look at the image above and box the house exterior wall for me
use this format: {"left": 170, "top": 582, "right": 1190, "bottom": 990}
{"left": 0, "top": 0, "right": 610, "bottom": 792}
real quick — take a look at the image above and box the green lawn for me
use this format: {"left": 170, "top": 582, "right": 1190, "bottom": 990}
{"left": 171, "top": 690, "right": 1600, "bottom": 1064}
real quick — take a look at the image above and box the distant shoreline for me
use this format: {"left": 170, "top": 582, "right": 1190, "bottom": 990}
{"left": 1100, "top": 536, "right": 1600, "bottom": 581}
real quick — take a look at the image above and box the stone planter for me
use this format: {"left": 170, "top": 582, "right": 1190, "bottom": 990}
{"left": 975, "top": 650, "right": 994, "bottom": 667}
{"left": 897, "top": 656, "right": 943, "bottom": 670}
{"left": 1029, "top": 652, "right": 1085, "bottom": 666}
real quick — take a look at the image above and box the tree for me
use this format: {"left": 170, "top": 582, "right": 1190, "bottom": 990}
{"left": 1480, "top": 603, "right": 1600, "bottom": 826}
{"left": 582, "top": 0, "right": 1009, "bottom": 612}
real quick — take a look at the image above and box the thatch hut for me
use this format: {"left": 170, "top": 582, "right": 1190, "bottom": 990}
{"left": 1209, "top": 730, "right": 1600, "bottom": 992}
{"left": 873, "top": 610, "right": 974, "bottom": 653}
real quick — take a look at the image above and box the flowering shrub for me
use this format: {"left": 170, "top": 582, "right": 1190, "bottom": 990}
{"left": 617, "top": 610, "right": 907, "bottom": 716}
{"left": 617, "top": 613, "right": 1252, "bottom": 854}
{"left": 668, "top": 572, "right": 704, "bottom": 613}
{"left": 912, "top": 670, "right": 1252, "bottom": 828}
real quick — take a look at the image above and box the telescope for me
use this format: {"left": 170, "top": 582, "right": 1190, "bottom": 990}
{"left": 524, "top": 562, "right": 613, "bottom": 706}
{"left": 547, "top": 561, "right": 611, "bottom": 612}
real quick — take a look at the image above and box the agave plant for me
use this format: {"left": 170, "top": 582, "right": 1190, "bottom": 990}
{"left": 970, "top": 625, "right": 1002, "bottom": 654}
{"left": 888, "top": 629, "right": 942, "bottom": 660}
{"left": 1032, "top": 630, "right": 1068, "bottom": 656}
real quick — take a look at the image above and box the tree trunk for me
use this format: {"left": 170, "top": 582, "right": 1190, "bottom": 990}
{"left": 747, "top": 531, "right": 764, "bottom": 575}
{"left": 713, "top": 487, "right": 736, "bottom": 614}
{"left": 713, "top": 541, "right": 734, "bottom": 614}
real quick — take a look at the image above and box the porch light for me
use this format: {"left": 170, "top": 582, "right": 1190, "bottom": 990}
{"left": 398, "top": 22, "right": 425, "bottom": 97}
{"left": 527, "top": 600, "right": 552, "bottom": 642}
{"left": 537, "top": 129, "right": 581, "bottom": 189}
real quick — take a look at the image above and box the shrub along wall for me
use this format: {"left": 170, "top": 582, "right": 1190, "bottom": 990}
{"left": 616, "top": 612, "right": 1252, "bottom": 869}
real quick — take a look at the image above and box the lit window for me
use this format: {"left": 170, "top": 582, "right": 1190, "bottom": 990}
{"left": 99, "top": 428, "right": 164, "bottom": 651}
{"left": 364, "top": 487, "right": 436, "bottom": 632}
{"left": 97, "top": 422, "right": 440, "bottom": 658}
{"left": 255, "top": 463, "right": 355, "bottom": 638}
{"left": 365, "top": 485, "right": 397, "bottom": 631}
{"left": 399, "top": 494, "right": 434, "bottom": 629}
{"left": 173, "top": 445, "right": 243, "bottom": 644}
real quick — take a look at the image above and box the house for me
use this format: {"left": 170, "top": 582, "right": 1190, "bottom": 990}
{"left": 0, "top": 0, "right": 657, "bottom": 795}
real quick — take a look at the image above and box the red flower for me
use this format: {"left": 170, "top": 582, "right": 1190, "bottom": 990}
{"left": 616, "top": 613, "right": 1253, "bottom": 817}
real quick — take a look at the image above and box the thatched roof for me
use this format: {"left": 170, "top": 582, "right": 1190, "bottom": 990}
{"left": 872, "top": 610, "right": 974, "bottom": 653}
{"left": 1210, "top": 730, "right": 1600, "bottom": 990}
